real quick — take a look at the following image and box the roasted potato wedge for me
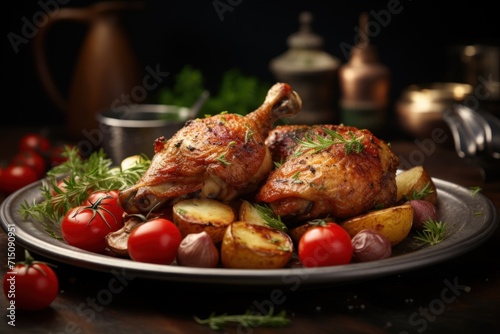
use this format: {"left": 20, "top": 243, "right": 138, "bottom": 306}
{"left": 221, "top": 221, "right": 294, "bottom": 269}
{"left": 238, "top": 200, "right": 268, "bottom": 226}
{"left": 396, "top": 166, "right": 438, "bottom": 205}
{"left": 172, "top": 198, "right": 235, "bottom": 244}
{"left": 340, "top": 204, "right": 414, "bottom": 245}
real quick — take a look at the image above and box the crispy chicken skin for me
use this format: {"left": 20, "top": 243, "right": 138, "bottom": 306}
{"left": 119, "top": 83, "right": 302, "bottom": 214}
{"left": 256, "top": 124, "right": 400, "bottom": 222}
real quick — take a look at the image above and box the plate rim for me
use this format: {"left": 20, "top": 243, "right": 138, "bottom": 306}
{"left": 1, "top": 177, "right": 498, "bottom": 287}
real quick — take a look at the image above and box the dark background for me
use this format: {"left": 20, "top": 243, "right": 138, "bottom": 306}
{"left": 2, "top": 0, "right": 499, "bottom": 131}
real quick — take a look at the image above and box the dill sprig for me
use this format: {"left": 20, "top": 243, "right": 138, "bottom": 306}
{"left": 255, "top": 204, "right": 288, "bottom": 232}
{"left": 414, "top": 219, "right": 447, "bottom": 246}
{"left": 194, "top": 306, "right": 290, "bottom": 331}
{"left": 296, "top": 128, "right": 364, "bottom": 155}
{"left": 19, "top": 146, "right": 150, "bottom": 233}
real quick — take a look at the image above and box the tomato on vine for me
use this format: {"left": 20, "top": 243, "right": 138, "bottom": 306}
{"left": 3, "top": 250, "right": 59, "bottom": 310}
{"left": 298, "top": 220, "right": 353, "bottom": 267}
{"left": 61, "top": 194, "right": 125, "bottom": 253}
{"left": 127, "top": 217, "right": 182, "bottom": 264}
{"left": 83, "top": 190, "right": 124, "bottom": 221}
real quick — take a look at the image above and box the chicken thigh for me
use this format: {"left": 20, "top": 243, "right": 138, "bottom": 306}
{"left": 256, "top": 124, "right": 400, "bottom": 223}
{"left": 119, "top": 82, "right": 302, "bottom": 214}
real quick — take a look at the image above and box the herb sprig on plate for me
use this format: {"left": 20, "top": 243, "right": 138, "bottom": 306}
{"left": 295, "top": 128, "right": 364, "bottom": 155}
{"left": 255, "top": 203, "right": 288, "bottom": 233}
{"left": 194, "top": 307, "right": 290, "bottom": 330}
{"left": 20, "top": 146, "right": 150, "bottom": 235}
{"left": 404, "top": 182, "right": 435, "bottom": 201}
{"left": 414, "top": 219, "right": 447, "bottom": 246}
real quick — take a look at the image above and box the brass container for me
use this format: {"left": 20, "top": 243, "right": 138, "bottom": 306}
{"left": 338, "top": 12, "right": 390, "bottom": 133}
{"left": 338, "top": 44, "right": 390, "bottom": 131}
{"left": 395, "top": 82, "right": 473, "bottom": 141}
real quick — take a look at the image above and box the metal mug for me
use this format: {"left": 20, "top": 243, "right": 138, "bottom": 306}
{"left": 96, "top": 104, "right": 191, "bottom": 165}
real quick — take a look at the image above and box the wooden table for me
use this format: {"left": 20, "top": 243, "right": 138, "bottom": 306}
{"left": 1, "top": 128, "right": 499, "bottom": 334}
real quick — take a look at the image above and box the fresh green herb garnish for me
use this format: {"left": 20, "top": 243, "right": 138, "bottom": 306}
{"left": 414, "top": 219, "right": 447, "bottom": 246}
{"left": 255, "top": 204, "right": 287, "bottom": 232}
{"left": 244, "top": 125, "right": 254, "bottom": 143}
{"left": 194, "top": 307, "right": 290, "bottom": 331}
{"left": 296, "top": 128, "right": 364, "bottom": 155}
{"left": 217, "top": 154, "right": 230, "bottom": 166}
{"left": 405, "top": 182, "right": 434, "bottom": 201}
{"left": 19, "top": 146, "right": 150, "bottom": 231}
{"left": 307, "top": 218, "right": 334, "bottom": 227}
{"left": 469, "top": 186, "right": 482, "bottom": 196}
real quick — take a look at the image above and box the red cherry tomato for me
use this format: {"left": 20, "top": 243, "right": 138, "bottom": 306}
{"left": 61, "top": 195, "right": 124, "bottom": 253}
{"left": 298, "top": 221, "right": 353, "bottom": 267}
{"left": 19, "top": 133, "right": 51, "bottom": 153}
{"left": 51, "top": 178, "right": 69, "bottom": 196}
{"left": 3, "top": 250, "right": 59, "bottom": 310}
{"left": 11, "top": 150, "right": 47, "bottom": 178}
{"left": 83, "top": 190, "right": 124, "bottom": 222}
{"left": 0, "top": 165, "right": 39, "bottom": 194}
{"left": 48, "top": 145, "right": 73, "bottom": 167}
{"left": 127, "top": 218, "right": 182, "bottom": 264}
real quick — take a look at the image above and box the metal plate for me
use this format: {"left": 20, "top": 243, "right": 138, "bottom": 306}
{"left": 1, "top": 178, "right": 498, "bottom": 288}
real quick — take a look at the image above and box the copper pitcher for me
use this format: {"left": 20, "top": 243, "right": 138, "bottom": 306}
{"left": 33, "top": 1, "right": 143, "bottom": 140}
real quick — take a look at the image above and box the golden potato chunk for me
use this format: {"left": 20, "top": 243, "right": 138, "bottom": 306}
{"left": 396, "top": 166, "right": 438, "bottom": 205}
{"left": 340, "top": 204, "right": 414, "bottom": 246}
{"left": 221, "top": 221, "right": 293, "bottom": 269}
{"left": 172, "top": 198, "right": 235, "bottom": 244}
{"left": 238, "top": 200, "right": 268, "bottom": 226}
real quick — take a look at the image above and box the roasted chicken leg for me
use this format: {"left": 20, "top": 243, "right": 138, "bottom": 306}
{"left": 119, "top": 83, "right": 302, "bottom": 214}
{"left": 256, "top": 124, "right": 400, "bottom": 222}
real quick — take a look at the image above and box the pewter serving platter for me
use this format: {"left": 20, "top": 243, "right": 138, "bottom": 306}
{"left": 0, "top": 178, "right": 497, "bottom": 288}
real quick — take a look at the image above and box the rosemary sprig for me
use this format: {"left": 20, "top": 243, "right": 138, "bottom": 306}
{"left": 469, "top": 186, "right": 482, "bottom": 196}
{"left": 255, "top": 204, "right": 288, "bottom": 232}
{"left": 414, "top": 219, "right": 447, "bottom": 246}
{"left": 217, "top": 154, "right": 230, "bottom": 166}
{"left": 19, "top": 146, "right": 150, "bottom": 231}
{"left": 296, "top": 128, "right": 364, "bottom": 155}
{"left": 404, "top": 182, "right": 434, "bottom": 201}
{"left": 194, "top": 307, "right": 290, "bottom": 330}
{"left": 244, "top": 124, "right": 254, "bottom": 143}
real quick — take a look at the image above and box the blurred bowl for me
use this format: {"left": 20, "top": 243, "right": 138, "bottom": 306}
{"left": 96, "top": 104, "right": 190, "bottom": 165}
{"left": 395, "top": 82, "right": 473, "bottom": 141}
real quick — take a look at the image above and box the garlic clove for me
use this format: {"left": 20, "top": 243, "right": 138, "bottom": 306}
{"left": 176, "top": 231, "right": 220, "bottom": 268}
